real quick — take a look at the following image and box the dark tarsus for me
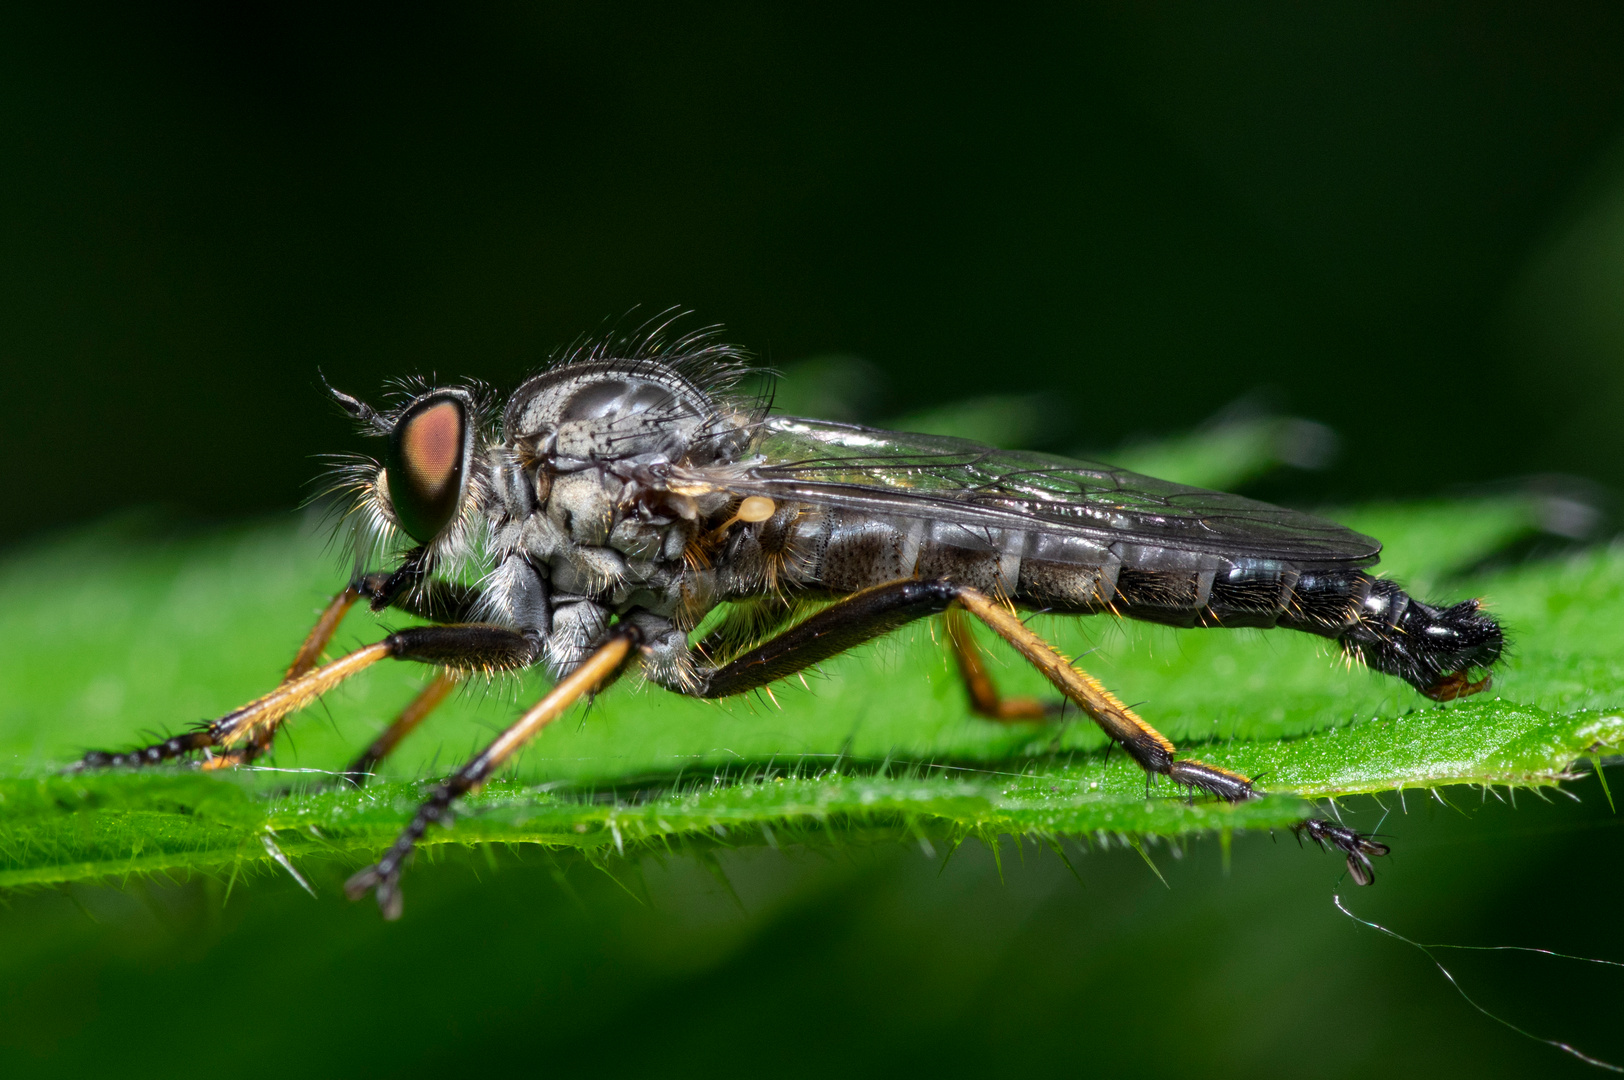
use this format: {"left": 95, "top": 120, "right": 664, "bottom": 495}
{"left": 1295, "top": 818, "right": 1393, "bottom": 887}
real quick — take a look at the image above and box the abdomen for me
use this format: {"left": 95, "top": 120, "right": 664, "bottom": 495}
{"left": 793, "top": 507, "right": 1368, "bottom": 638}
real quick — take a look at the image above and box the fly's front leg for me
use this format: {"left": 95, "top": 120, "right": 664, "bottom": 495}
{"left": 278, "top": 546, "right": 438, "bottom": 687}
{"left": 74, "top": 551, "right": 490, "bottom": 771}
{"left": 286, "top": 586, "right": 365, "bottom": 681}
{"left": 322, "top": 569, "right": 486, "bottom": 781}
{"left": 213, "top": 583, "right": 370, "bottom": 769}
{"left": 242, "top": 575, "right": 470, "bottom": 781}
{"left": 346, "top": 628, "right": 642, "bottom": 919}
{"left": 74, "top": 625, "right": 538, "bottom": 772}
{"left": 71, "top": 584, "right": 365, "bottom": 771}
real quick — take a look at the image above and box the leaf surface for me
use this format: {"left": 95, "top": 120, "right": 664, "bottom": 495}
{"left": 1, "top": 495, "right": 1618, "bottom": 888}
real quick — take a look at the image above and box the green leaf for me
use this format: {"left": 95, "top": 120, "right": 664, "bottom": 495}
{"left": 1, "top": 493, "right": 1619, "bottom": 890}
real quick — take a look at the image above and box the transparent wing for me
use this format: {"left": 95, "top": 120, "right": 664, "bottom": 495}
{"left": 671, "top": 417, "right": 1378, "bottom": 566}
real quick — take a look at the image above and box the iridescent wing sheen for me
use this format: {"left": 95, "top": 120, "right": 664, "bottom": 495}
{"left": 674, "top": 416, "right": 1380, "bottom": 567}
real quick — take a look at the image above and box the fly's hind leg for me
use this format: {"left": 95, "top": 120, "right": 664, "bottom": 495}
{"left": 949, "top": 589, "right": 1254, "bottom": 800}
{"left": 695, "top": 579, "right": 1250, "bottom": 799}
{"left": 952, "top": 589, "right": 1389, "bottom": 881}
{"left": 1295, "top": 819, "right": 1392, "bottom": 886}
{"left": 693, "top": 579, "right": 1387, "bottom": 884}
{"left": 942, "top": 607, "right": 1056, "bottom": 722}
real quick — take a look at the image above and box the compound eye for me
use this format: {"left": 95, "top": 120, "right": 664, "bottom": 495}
{"left": 386, "top": 393, "right": 470, "bottom": 543}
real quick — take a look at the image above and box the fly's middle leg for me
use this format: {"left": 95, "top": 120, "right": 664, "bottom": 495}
{"left": 346, "top": 629, "right": 641, "bottom": 919}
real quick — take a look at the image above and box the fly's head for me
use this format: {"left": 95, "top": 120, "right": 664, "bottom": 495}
{"left": 323, "top": 378, "right": 496, "bottom": 572}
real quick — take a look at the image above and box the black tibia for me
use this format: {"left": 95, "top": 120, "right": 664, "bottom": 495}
{"left": 73, "top": 624, "right": 539, "bottom": 772}
{"left": 1294, "top": 818, "right": 1392, "bottom": 886}
{"left": 1330, "top": 575, "right": 1504, "bottom": 701}
{"left": 347, "top": 627, "right": 642, "bottom": 920}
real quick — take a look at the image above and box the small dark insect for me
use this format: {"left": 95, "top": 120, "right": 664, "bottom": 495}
{"left": 75, "top": 321, "right": 1503, "bottom": 917}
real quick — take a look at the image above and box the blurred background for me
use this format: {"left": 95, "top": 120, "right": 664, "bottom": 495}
{"left": 8, "top": 2, "right": 1624, "bottom": 543}
{"left": 4, "top": 3, "right": 1624, "bottom": 1077}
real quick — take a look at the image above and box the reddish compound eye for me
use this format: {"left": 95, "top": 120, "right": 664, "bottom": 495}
{"left": 386, "top": 393, "right": 470, "bottom": 543}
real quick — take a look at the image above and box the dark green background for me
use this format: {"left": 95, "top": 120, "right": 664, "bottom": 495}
{"left": 9, "top": 2, "right": 1624, "bottom": 541}
{"left": 5, "top": 4, "right": 1624, "bottom": 1077}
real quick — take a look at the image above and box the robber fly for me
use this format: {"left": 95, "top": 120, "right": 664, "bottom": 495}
{"left": 77, "top": 323, "right": 1504, "bottom": 917}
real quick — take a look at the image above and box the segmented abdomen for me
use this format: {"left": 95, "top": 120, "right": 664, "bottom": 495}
{"left": 793, "top": 508, "right": 1370, "bottom": 638}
